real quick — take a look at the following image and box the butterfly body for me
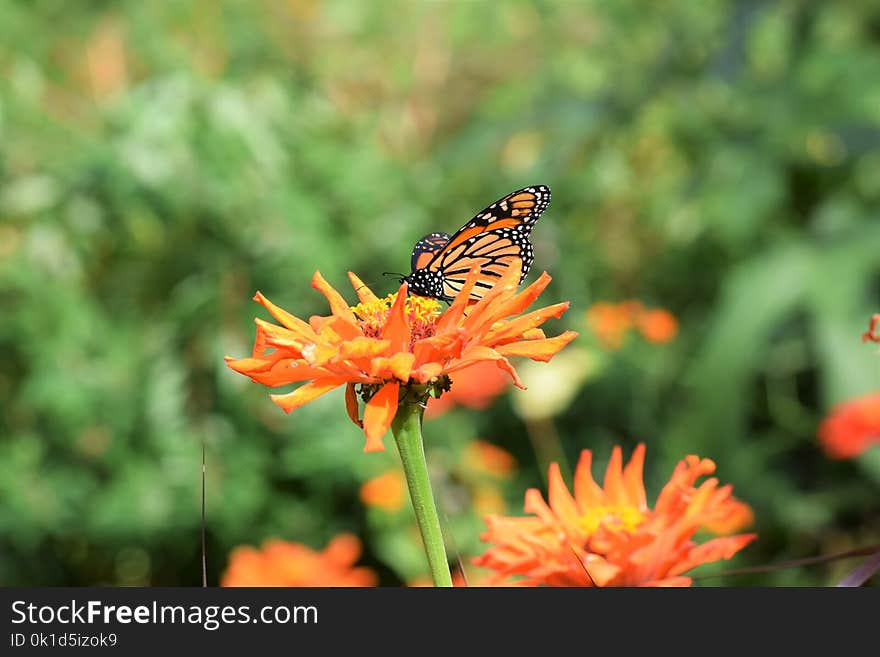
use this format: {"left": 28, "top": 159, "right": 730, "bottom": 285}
{"left": 403, "top": 185, "right": 550, "bottom": 302}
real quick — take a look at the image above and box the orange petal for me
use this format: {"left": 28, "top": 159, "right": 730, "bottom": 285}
{"left": 412, "top": 332, "right": 464, "bottom": 365}
{"left": 363, "top": 381, "right": 400, "bottom": 452}
{"left": 547, "top": 462, "right": 582, "bottom": 529}
{"left": 253, "top": 317, "right": 318, "bottom": 357}
{"left": 256, "top": 336, "right": 305, "bottom": 357}
{"left": 253, "top": 291, "right": 318, "bottom": 338}
{"left": 462, "top": 261, "right": 522, "bottom": 336}
{"left": 655, "top": 456, "right": 716, "bottom": 514}
{"left": 580, "top": 555, "right": 622, "bottom": 587}
{"left": 309, "top": 315, "right": 333, "bottom": 333}
{"left": 485, "top": 303, "right": 571, "bottom": 344}
{"left": 381, "top": 283, "right": 411, "bottom": 352}
{"left": 323, "top": 533, "right": 362, "bottom": 566}
{"left": 368, "top": 357, "right": 390, "bottom": 378}
{"left": 494, "top": 331, "right": 579, "bottom": 362}
{"left": 703, "top": 498, "right": 754, "bottom": 535}
{"left": 318, "top": 315, "right": 363, "bottom": 342}
{"left": 622, "top": 443, "right": 648, "bottom": 509}
{"left": 487, "top": 357, "right": 525, "bottom": 390}
{"left": 602, "top": 446, "right": 627, "bottom": 505}
{"left": 642, "top": 576, "right": 693, "bottom": 587}
{"left": 435, "top": 265, "right": 482, "bottom": 334}
{"left": 446, "top": 345, "right": 503, "bottom": 372}
{"left": 448, "top": 346, "right": 524, "bottom": 389}
{"left": 387, "top": 352, "right": 415, "bottom": 382}
{"left": 573, "top": 449, "right": 605, "bottom": 508}
{"left": 225, "top": 355, "right": 280, "bottom": 375}
{"left": 863, "top": 314, "right": 880, "bottom": 343}
{"left": 311, "top": 271, "right": 358, "bottom": 325}
{"left": 411, "top": 361, "right": 444, "bottom": 383}
{"left": 668, "top": 534, "right": 757, "bottom": 576}
{"left": 523, "top": 488, "right": 558, "bottom": 526}
{"left": 347, "top": 271, "right": 379, "bottom": 304}
{"left": 494, "top": 271, "right": 553, "bottom": 318}
{"left": 269, "top": 376, "right": 347, "bottom": 413}
{"left": 300, "top": 341, "right": 340, "bottom": 368}
{"left": 225, "top": 356, "right": 327, "bottom": 387}
{"left": 339, "top": 337, "right": 392, "bottom": 360}
{"left": 345, "top": 382, "right": 363, "bottom": 428}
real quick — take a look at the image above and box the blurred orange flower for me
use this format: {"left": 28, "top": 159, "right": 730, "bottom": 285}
{"left": 425, "top": 360, "right": 511, "bottom": 418}
{"left": 221, "top": 534, "right": 377, "bottom": 587}
{"left": 637, "top": 308, "right": 679, "bottom": 344}
{"left": 585, "top": 301, "right": 640, "bottom": 349}
{"left": 360, "top": 469, "right": 407, "bottom": 512}
{"left": 863, "top": 314, "right": 880, "bottom": 343}
{"left": 472, "top": 483, "right": 509, "bottom": 516}
{"left": 463, "top": 440, "right": 517, "bottom": 479}
{"left": 473, "top": 444, "right": 756, "bottom": 586}
{"left": 818, "top": 392, "right": 880, "bottom": 459}
{"left": 226, "top": 264, "right": 577, "bottom": 452}
{"left": 585, "top": 300, "right": 678, "bottom": 349}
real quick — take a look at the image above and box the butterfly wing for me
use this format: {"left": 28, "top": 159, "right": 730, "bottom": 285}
{"left": 424, "top": 185, "right": 550, "bottom": 300}
{"left": 410, "top": 232, "right": 451, "bottom": 271}
{"left": 434, "top": 184, "right": 551, "bottom": 253}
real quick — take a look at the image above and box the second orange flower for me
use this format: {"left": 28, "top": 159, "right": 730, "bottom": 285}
{"left": 474, "top": 444, "right": 756, "bottom": 586}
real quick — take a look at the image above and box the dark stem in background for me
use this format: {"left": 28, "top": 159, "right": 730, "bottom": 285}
{"left": 524, "top": 416, "right": 571, "bottom": 484}
{"left": 202, "top": 441, "right": 207, "bottom": 588}
{"left": 441, "top": 506, "right": 468, "bottom": 586}
{"left": 693, "top": 542, "right": 880, "bottom": 582}
{"left": 836, "top": 549, "right": 880, "bottom": 587}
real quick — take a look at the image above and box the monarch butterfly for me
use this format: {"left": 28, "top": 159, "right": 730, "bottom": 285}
{"left": 403, "top": 185, "right": 551, "bottom": 302}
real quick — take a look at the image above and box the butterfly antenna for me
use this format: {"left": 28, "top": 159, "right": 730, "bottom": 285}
{"left": 354, "top": 275, "right": 404, "bottom": 295}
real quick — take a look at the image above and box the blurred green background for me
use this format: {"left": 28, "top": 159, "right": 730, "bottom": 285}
{"left": 1, "top": 0, "right": 879, "bottom": 586}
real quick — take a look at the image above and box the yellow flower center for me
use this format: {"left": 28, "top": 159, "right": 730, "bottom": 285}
{"left": 579, "top": 505, "right": 645, "bottom": 534}
{"left": 351, "top": 293, "right": 442, "bottom": 341}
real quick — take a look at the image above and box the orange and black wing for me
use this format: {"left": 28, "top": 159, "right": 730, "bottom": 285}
{"left": 410, "top": 232, "right": 451, "bottom": 271}
{"left": 427, "top": 185, "right": 550, "bottom": 300}
{"left": 429, "top": 185, "right": 550, "bottom": 258}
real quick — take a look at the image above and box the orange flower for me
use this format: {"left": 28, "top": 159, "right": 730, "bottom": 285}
{"left": 221, "top": 534, "right": 377, "bottom": 587}
{"left": 473, "top": 444, "right": 756, "bottom": 586}
{"left": 472, "top": 483, "right": 509, "bottom": 516}
{"left": 637, "top": 308, "right": 678, "bottom": 344}
{"left": 226, "top": 263, "right": 578, "bottom": 452}
{"left": 425, "top": 360, "right": 511, "bottom": 419}
{"left": 818, "top": 392, "right": 880, "bottom": 459}
{"left": 463, "top": 440, "right": 517, "bottom": 479}
{"left": 585, "top": 301, "right": 641, "bottom": 349}
{"left": 586, "top": 300, "right": 678, "bottom": 349}
{"left": 863, "top": 314, "right": 880, "bottom": 343}
{"left": 360, "top": 469, "right": 407, "bottom": 512}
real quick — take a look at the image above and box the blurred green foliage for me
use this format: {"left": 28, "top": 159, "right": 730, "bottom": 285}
{"left": 1, "top": 0, "right": 879, "bottom": 586}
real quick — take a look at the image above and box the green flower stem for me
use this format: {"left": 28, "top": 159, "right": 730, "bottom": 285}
{"left": 391, "top": 396, "right": 453, "bottom": 587}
